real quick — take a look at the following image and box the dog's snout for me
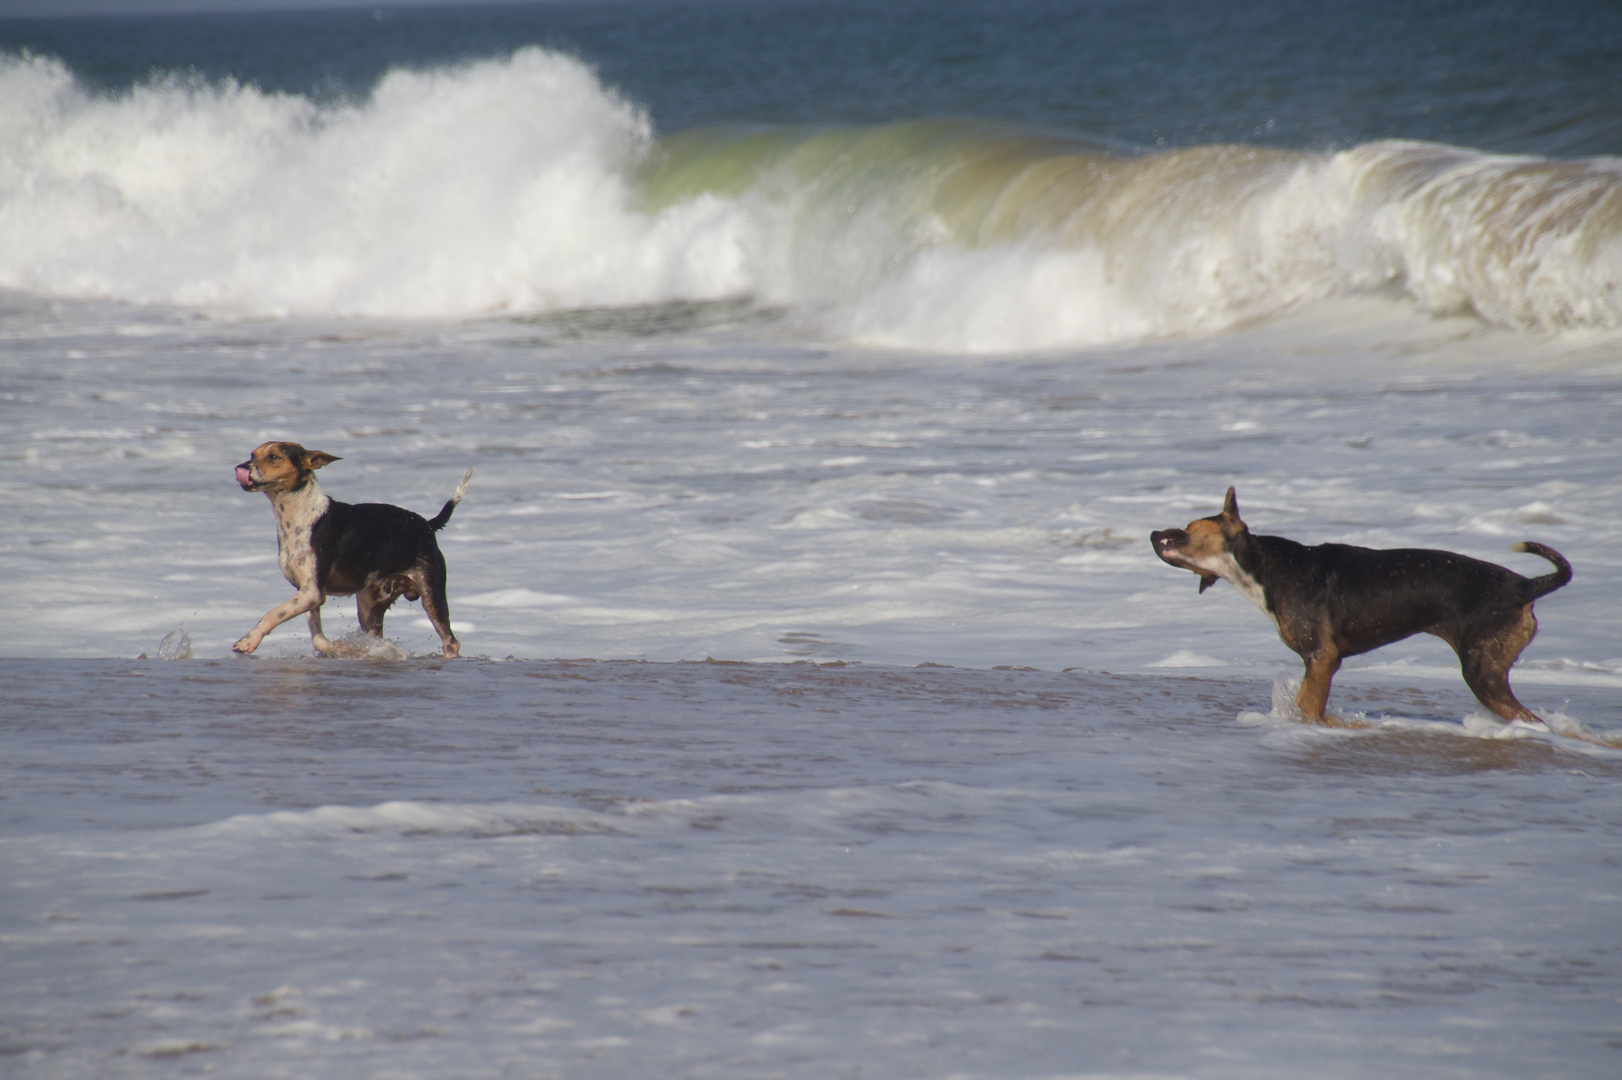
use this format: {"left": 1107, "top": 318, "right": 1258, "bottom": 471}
{"left": 235, "top": 462, "right": 254, "bottom": 489}
{"left": 1151, "top": 528, "right": 1187, "bottom": 550}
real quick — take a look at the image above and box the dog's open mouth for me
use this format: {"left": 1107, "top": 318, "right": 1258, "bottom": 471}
{"left": 235, "top": 464, "right": 256, "bottom": 490}
{"left": 1150, "top": 528, "right": 1188, "bottom": 562}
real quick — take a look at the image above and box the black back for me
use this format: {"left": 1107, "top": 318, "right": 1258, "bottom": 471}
{"left": 310, "top": 500, "right": 439, "bottom": 596}
{"left": 1246, "top": 534, "right": 1528, "bottom": 655}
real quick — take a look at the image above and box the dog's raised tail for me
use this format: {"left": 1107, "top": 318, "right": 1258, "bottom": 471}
{"left": 1512, "top": 541, "right": 1572, "bottom": 602}
{"left": 428, "top": 467, "right": 474, "bottom": 532}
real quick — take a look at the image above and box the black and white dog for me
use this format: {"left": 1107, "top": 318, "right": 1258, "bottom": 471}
{"left": 233, "top": 441, "right": 472, "bottom": 658}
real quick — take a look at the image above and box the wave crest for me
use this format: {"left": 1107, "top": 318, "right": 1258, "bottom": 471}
{"left": 2, "top": 49, "right": 1620, "bottom": 347}
{"left": 0, "top": 48, "right": 750, "bottom": 316}
{"left": 1342, "top": 140, "right": 1622, "bottom": 331}
{"left": 646, "top": 123, "right": 1622, "bottom": 347}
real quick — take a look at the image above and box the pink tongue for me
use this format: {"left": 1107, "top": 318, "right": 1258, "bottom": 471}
{"left": 235, "top": 465, "right": 252, "bottom": 486}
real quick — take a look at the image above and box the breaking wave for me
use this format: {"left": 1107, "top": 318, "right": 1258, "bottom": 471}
{"left": 2, "top": 48, "right": 1620, "bottom": 350}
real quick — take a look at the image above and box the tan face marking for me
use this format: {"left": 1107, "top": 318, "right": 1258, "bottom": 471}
{"left": 1150, "top": 488, "right": 1273, "bottom": 622}
{"left": 1154, "top": 518, "right": 1228, "bottom": 575}
{"left": 236, "top": 442, "right": 339, "bottom": 494}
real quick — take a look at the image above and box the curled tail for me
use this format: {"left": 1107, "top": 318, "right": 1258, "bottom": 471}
{"left": 1512, "top": 541, "right": 1571, "bottom": 602}
{"left": 427, "top": 467, "right": 475, "bottom": 532}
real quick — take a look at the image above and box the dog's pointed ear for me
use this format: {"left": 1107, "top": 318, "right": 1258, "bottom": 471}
{"left": 303, "top": 450, "right": 341, "bottom": 470}
{"left": 1198, "top": 574, "right": 1218, "bottom": 593}
{"left": 1219, "top": 486, "right": 1246, "bottom": 529}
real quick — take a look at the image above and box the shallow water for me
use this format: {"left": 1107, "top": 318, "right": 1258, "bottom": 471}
{"left": 3, "top": 292, "right": 1618, "bottom": 694}
{"left": 3, "top": 658, "right": 1621, "bottom": 1079}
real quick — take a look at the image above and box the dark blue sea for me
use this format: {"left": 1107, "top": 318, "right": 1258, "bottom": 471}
{"left": 8, "top": 0, "right": 1622, "bottom": 154}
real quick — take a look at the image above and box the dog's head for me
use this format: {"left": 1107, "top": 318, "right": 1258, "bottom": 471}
{"left": 235, "top": 442, "right": 340, "bottom": 494}
{"left": 1150, "top": 486, "right": 1250, "bottom": 593}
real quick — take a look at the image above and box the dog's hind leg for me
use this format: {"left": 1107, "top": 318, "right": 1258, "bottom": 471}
{"left": 1294, "top": 647, "right": 1342, "bottom": 722}
{"left": 415, "top": 560, "right": 460, "bottom": 659}
{"left": 1457, "top": 607, "right": 1541, "bottom": 723}
{"left": 356, "top": 583, "right": 398, "bottom": 638}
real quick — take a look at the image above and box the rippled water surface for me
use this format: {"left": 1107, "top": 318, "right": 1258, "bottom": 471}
{"left": 4, "top": 658, "right": 1621, "bottom": 1079}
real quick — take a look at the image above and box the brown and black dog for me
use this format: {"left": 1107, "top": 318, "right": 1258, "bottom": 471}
{"left": 1151, "top": 487, "right": 1570, "bottom": 723}
{"left": 233, "top": 442, "right": 472, "bottom": 658}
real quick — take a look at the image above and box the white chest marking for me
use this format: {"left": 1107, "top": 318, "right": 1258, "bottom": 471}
{"left": 269, "top": 481, "right": 330, "bottom": 591}
{"left": 1189, "top": 550, "right": 1278, "bottom": 632}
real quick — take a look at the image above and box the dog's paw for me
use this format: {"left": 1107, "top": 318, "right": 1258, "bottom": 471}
{"left": 231, "top": 636, "right": 258, "bottom": 654}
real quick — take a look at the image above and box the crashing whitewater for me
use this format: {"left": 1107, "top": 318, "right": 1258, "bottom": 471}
{"left": 1, "top": 47, "right": 1620, "bottom": 349}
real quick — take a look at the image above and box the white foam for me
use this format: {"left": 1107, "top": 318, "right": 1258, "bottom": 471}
{"left": 1146, "top": 649, "right": 1226, "bottom": 668}
{"left": 1237, "top": 677, "right": 1622, "bottom": 750}
{"left": 0, "top": 50, "right": 752, "bottom": 317}
{"left": 5, "top": 54, "right": 1620, "bottom": 351}
{"left": 197, "top": 799, "right": 627, "bottom": 840}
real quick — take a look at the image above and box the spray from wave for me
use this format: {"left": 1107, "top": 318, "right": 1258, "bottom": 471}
{"left": 1, "top": 48, "right": 1619, "bottom": 349}
{"left": 0, "top": 49, "right": 749, "bottom": 317}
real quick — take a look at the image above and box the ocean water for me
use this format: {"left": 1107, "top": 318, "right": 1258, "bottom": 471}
{"left": 2, "top": 1, "right": 1621, "bottom": 1077}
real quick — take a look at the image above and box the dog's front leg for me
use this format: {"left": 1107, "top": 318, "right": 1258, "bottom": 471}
{"left": 233, "top": 588, "right": 324, "bottom": 654}
{"left": 1294, "top": 648, "right": 1342, "bottom": 722}
{"left": 305, "top": 604, "right": 342, "bottom": 656}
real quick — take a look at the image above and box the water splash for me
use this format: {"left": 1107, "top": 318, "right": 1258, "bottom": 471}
{"left": 147, "top": 629, "right": 192, "bottom": 661}
{"left": 0, "top": 49, "right": 750, "bottom": 317}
